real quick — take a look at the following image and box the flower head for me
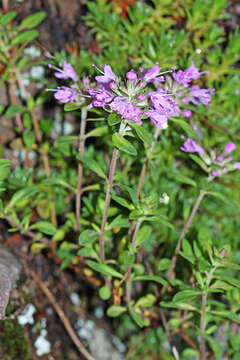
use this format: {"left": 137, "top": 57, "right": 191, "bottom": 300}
{"left": 109, "top": 96, "right": 142, "bottom": 124}
{"left": 94, "top": 65, "right": 117, "bottom": 87}
{"left": 180, "top": 138, "right": 205, "bottom": 154}
{"left": 48, "top": 61, "right": 77, "bottom": 80}
{"left": 224, "top": 142, "right": 236, "bottom": 154}
{"left": 148, "top": 89, "right": 180, "bottom": 117}
{"left": 46, "top": 86, "right": 78, "bottom": 103}
{"left": 187, "top": 85, "right": 214, "bottom": 106}
{"left": 181, "top": 110, "right": 192, "bottom": 118}
{"left": 87, "top": 88, "right": 113, "bottom": 108}
{"left": 173, "top": 62, "right": 203, "bottom": 86}
{"left": 126, "top": 69, "right": 137, "bottom": 82}
{"left": 144, "top": 110, "right": 168, "bottom": 129}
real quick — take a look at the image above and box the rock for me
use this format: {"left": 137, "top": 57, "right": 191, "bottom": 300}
{"left": 0, "top": 244, "right": 22, "bottom": 319}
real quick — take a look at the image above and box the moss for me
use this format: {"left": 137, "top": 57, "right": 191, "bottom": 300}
{"left": 0, "top": 319, "right": 30, "bottom": 360}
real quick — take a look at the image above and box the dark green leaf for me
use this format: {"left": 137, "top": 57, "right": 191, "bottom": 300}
{"left": 11, "top": 30, "right": 39, "bottom": 45}
{"left": 134, "top": 275, "right": 167, "bottom": 286}
{"left": 6, "top": 105, "right": 25, "bottom": 119}
{"left": 129, "top": 309, "right": 145, "bottom": 327}
{"left": 31, "top": 221, "right": 57, "bottom": 235}
{"left": 112, "top": 133, "right": 137, "bottom": 156}
{"left": 20, "top": 12, "right": 46, "bottom": 29}
{"left": 132, "top": 123, "right": 152, "bottom": 146}
{"left": 86, "top": 260, "right": 122, "bottom": 278}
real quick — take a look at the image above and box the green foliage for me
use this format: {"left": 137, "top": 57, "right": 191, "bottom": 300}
{"left": 1, "top": 1, "right": 240, "bottom": 358}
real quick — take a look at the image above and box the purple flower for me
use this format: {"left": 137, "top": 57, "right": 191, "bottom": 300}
{"left": 233, "top": 162, "right": 240, "bottom": 169}
{"left": 212, "top": 170, "right": 219, "bottom": 177}
{"left": 48, "top": 61, "right": 77, "bottom": 80}
{"left": 46, "top": 86, "right": 78, "bottom": 103}
{"left": 187, "top": 85, "right": 214, "bottom": 106}
{"left": 181, "top": 110, "right": 192, "bottom": 118}
{"left": 142, "top": 64, "right": 161, "bottom": 82}
{"left": 87, "top": 87, "right": 113, "bottom": 108}
{"left": 224, "top": 142, "right": 236, "bottom": 154}
{"left": 126, "top": 69, "right": 137, "bottom": 82}
{"left": 109, "top": 96, "right": 142, "bottom": 124}
{"left": 148, "top": 89, "right": 180, "bottom": 117}
{"left": 173, "top": 62, "right": 203, "bottom": 86}
{"left": 144, "top": 110, "right": 168, "bottom": 129}
{"left": 180, "top": 138, "right": 205, "bottom": 154}
{"left": 217, "top": 156, "right": 224, "bottom": 163}
{"left": 95, "top": 65, "right": 116, "bottom": 86}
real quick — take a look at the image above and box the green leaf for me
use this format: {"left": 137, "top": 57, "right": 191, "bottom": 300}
{"left": 99, "top": 286, "right": 111, "bottom": 300}
{"left": 20, "top": 12, "right": 46, "bottom": 29}
{"left": 158, "top": 258, "right": 171, "bottom": 271}
{"left": 54, "top": 136, "right": 78, "bottom": 146}
{"left": 0, "top": 159, "right": 11, "bottom": 168}
{"left": 173, "top": 289, "right": 201, "bottom": 302}
{"left": 108, "top": 215, "right": 130, "bottom": 229}
{"left": 86, "top": 260, "right": 122, "bottom": 278}
{"left": 31, "top": 221, "right": 57, "bottom": 235}
{"left": 6, "top": 186, "right": 38, "bottom": 210}
{"left": 78, "top": 247, "right": 98, "bottom": 258}
{"left": 0, "top": 11, "right": 17, "bottom": 26}
{"left": 129, "top": 309, "right": 145, "bottom": 327}
{"left": 207, "top": 191, "right": 227, "bottom": 203}
{"left": 180, "top": 238, "right": 195, "bottom": 264}
{"left": 144, "top": 215, "right": 174, "bottom": 229}
{"left": 134, "top": 275, "right": 167, "bottom": 286}
{"left": 23, "top": 132, "right": 36, "bottom": 148}
{"left": 112, "top": 194, "right": 133, "bottom": 210}
{"left": 11, "top": 30, "right": 39, "bottom": 45}
{"left": 107, "top": 113, "right": 121, "bottom": 126}
{"left": 135, "top": 294, "right": 156, "bottom": 308}
{"left": 78, "top": 229, "right": 97, "bottom": 245}
{"left": 83, "top": 157, "right": 106, "bottom": 179}
{"left": 206, "top": 336, "right": 223, "bottom": 359}
{"left": 107, "top": 305, "right": 127, "bottom": 317}
{"left": 211, "top": 310, "right": 240, "bottom": 324}
{"left": 64, "top": 102, "right": 82, "bottom": 111}
{"left": 112, "top": 133, "right": 137, "bottom": 156}
{"left": 0, "top": 105, "right": 5, "bottom": 115}
{"left": 135, "top": 225, "right": 152, "bottom": 248}
{"left": 189, "top": 155, "right": 208, "bottom": 171}
{"left": 170, "top": 118, "right": 198, "bottom": 140}
{"left": 6, "top": 105, "right": 25, "bottom": 119}
{"left": 85, "top": 126, "right": 108, "bottom": 138}
{"left": 174, "top": 172, "right": 197, "bottom": 187}
{"left": 131, "top": 123, "right": 152, "bottom": 146}
{"left": 160, "top": 301, "right": 199, "bottom": 312}
{"left": 31, "top": 242, "right": 47, "bottom": 254}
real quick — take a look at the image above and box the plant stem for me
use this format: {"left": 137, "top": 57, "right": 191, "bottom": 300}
{"left": 126, "top": 219, "right": 142, "bottom": 305}
{"left": 162, "top": 189, "right": 206, "bottom": 295}
{"left": 76, "top": 107, "right": 87, "bottom": 233}
{"left": 200, "top": 291, "right": 207, "bottom": 360}
{"left": 128, "top": 127, "right": 161, "bottom": 236}
{"left": 99, "top": 146, "right": 119, "bottom": 263}
{"left": 200, "top": 266, "right": 216, "bottom": 360}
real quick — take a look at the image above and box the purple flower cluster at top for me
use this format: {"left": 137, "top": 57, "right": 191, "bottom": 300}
{"left": 180, "top": 138, "right": 240, "bottom": 179}
{"left": 46, "top": 60, "right": 214, "bottom": 130}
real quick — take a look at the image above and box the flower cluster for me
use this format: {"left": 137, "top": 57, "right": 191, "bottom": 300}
{"left": 181, "top": 137, "right": 240, "bottom": 180}
{"left": 46, "top": 60, "right": 214, "bottom": 130}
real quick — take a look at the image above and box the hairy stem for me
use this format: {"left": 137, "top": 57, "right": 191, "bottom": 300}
{"left": 126, "top": 219, "right": 142, "bottom": 305}
{"left": 76, "top": 107, "right": 87, "bottom": 233}
{"left": 99, "top": 147, "right": 119, "bottom": 263}
{"left": 128, "top": 127, "right": 161, "bottom": 236}
{"left": 162, "top": 189, "right": 206, "bottom": 295}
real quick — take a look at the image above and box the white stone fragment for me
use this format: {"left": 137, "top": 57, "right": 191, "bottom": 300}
{"left": 17, "top": 304, "right": 36, "bottom": 325}
{"left": 34, "top": 329, "right": 51, "bottom": 356}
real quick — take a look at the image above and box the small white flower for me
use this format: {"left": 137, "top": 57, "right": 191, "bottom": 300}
{"left": 159, "top": 193, "right": 169, "bottom": 205}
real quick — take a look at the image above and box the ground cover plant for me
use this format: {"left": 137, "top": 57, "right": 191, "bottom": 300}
{"left": 0, "top": 0, "right": 240, "bottom": 359}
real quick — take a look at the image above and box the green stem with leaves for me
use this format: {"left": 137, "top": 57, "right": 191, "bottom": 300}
{"left": 128, "top": 127, "right": 161, "bottom": 236}
{"left": 162, "top": 189, "right": 207, "bottom": 295}
{"left": 200, "top": 266, "right": 216, "bottom": 360}
{"left": 98, "top": 121, "right": 127, "bottom": 263}
{"left": 126, "top": 219, "right": 142, "bottom": 305}
{"left": 76, "top": 107, "right": 87, "bottom": 233}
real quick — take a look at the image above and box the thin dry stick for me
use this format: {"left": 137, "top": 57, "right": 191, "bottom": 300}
{"left": 128, "top": 127, "right": 161, "bottom": 235}
{"left": 76, "top": 107, "right": 87, "bottom": 233}
{"left": 99, "top": 147, "right": 119, "bottom": 263}
{"left": 29, "top": 270, "right": 94, "bottom": 360}
{"left": 161, "top": 189, "right": 206, "bottom": 296}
